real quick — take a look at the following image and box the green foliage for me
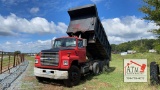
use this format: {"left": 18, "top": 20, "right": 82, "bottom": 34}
{"left": 111, "top": 39, "right": 157, "bottom": 53}
{"left": 139, "top": 0, "right": 160, "bottom": 37}
{"left": 139, "top": 45, "right": 147, "bottom": 53}
{"left": 132, "top": 46, "right": 146, "bottom": 53}
{"left": 140, "top": 0, "right": 160, "bottom": 21}
{"left": 154, "top": 44, "right": 160, "bottom": 53}
{"left": 132, "top": 46, "right": 139, "bottom": 52}
{"left": 14, "top": 51, "right": 21, "bottom": 55}
{"left": 152, "top": 39, "right": 160, "bottom": 53}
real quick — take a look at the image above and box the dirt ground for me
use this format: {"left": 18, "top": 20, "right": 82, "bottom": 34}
{"left": 11, "top": 60, "right": 111, "bottom": 90}
{"left": 14, "top": 61, "right": 67, "bottom": 90}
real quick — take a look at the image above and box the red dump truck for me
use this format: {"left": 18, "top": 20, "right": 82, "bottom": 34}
{"left": 34, "top": 4, "right": 111, "bottom": 86}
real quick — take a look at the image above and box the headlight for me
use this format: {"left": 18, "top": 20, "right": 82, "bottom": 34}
{"left": 35, "top": 59, "right": 38, "bottom": 64}
{"left": 63, "top": 60, "right": 68, "bottom": 66}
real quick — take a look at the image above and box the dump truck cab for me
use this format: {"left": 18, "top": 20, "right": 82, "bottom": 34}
{"left": 51, "top": 36, "right": 87, "bottom": 64}
{"left": 34, "top": 37, "right": 87, "bottom": 79}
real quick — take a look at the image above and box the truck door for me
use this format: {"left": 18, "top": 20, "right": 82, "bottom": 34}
{"left": 77, "top": 39, "right": 86, "bottom": 62}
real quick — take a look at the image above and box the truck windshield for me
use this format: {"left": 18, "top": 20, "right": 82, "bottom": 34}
{"left": 53, "top": 38, "right": 76, "bottom": 48}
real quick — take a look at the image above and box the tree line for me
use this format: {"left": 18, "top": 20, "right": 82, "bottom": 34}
{"left": 111, "top": 39, "right": 160, "bottom": 53}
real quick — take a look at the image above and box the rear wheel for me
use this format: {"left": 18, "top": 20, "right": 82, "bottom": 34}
{"left": 93, "top": 62, "right": 100, "bottom": 75}
{"left": 106, "top": 60, "right": 110, "bottom": 69}
{"left": 64, "top": 65, "right": 80, "bottom": 87}
{"left": 150, "top": 62, "right": 160, "bottom": 85}
{"left": 99, "top": 61, "right": 105, "bottom": 73}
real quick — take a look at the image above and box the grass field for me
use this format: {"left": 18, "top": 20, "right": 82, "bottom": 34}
{"left": 68, "top": 53, "right": 160, "bottom": 90}
{"left": 21, "top": 53, "right": 160, "bottom": 90}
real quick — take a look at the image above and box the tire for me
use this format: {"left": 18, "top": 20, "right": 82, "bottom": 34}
{"left": 93, "top": 62, "right": 100, "bottom": 75}
{"left": 101, "top": 60, "right": 110, "bottom": 72}
{"left": 99, "top": 61, "right": 105, "bottom": 73}
{"left": 106, "top": 60, "right": 110, "bottom": 69}
{"left": 64, "top": 65, "right": 80, "bottom": 87}
{"left": 150, "top": 62, "right": 160, "bottom": 85}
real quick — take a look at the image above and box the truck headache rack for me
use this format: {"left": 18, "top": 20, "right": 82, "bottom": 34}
{"left": 67, "top": 4, "right": 111, "bottom": 60}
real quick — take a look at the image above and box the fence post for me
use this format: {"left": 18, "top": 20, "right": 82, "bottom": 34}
{"left": 21, "top": 54, "right": 23, "bottom": 62}
{"left": 18, "top": 54, "right": 21, "bottom": 64}
{"left": 15, "top": 54, "right": 17, "bottom": 66}
{"left": 22, "top": 54, "right": 24, "bottom": 62}
{"left": 0, "top": 52, "right": 3, "bottom": 74}
{"left": 17, "top": 54, "right": 18, "bottom": 65}
{"left": 17, "top": 54, "right": 19, "bottom": 65}
{"left": 13, "top": 54, "right": 16, "bottom": 67}
{"left": 8, "top": 53, "right": 11, "bottom": 73}
{"left": 20, "top": 54, "right": 21, "bottom": 63}
{"left": 23, "top": 54, "right": 25, "bottom": 62}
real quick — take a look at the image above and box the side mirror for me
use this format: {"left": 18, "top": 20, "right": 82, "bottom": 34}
{"left": 51, "top": 40, "right": 54, "bottom": 47}
{"left": 83, "top": 39, "right": 87, "bottom": 47}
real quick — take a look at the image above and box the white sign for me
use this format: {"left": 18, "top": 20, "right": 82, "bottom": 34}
{"left": 124, "top": 59, "right": 147, "bottom": 82}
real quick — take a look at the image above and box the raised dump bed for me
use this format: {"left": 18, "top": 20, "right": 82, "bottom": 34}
{"left": 67, "top": 4, "right": 111, "bottom": 61}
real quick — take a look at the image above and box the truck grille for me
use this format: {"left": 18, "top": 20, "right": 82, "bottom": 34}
{"left": 40, "top": 52, "right": 59, "bottom": 66}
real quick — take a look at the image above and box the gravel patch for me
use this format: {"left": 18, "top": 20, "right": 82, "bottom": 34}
{"left": 7, "top": 60, "right": 32, "bottom": 90}
{"left": 0, "top": 60, "right": 29, "bottom": 90}
{"left": 12, "top": 60, "right": 65, "bottom": 90}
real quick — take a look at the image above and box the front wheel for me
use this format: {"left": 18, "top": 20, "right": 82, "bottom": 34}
{"left": 64, "top": 65, "right": 80, "bottom": 87}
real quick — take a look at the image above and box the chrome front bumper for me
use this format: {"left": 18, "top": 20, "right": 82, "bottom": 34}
{"left": 34, "top": 67, "right": 68, "bottom": 79}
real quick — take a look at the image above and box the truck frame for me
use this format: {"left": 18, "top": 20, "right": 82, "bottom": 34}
{"left": 34, "top": 4, "right": 111, "bottom": 87}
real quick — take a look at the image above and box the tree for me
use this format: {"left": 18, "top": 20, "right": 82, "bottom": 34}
{"left": 132, "top": 45, "right": 147, "bottom": 53}
{"left": 132, "top": 46, "right": 140, "bottom": 52}
{"left": 153, "top": 41, "right": 160, "bottom": 53}
{"left": 111, "top": 44, "right": 117, "bottom": 52}
{"left": 139, "top": 0, "right": 160, "bottom": 37}
{"left": 14, "top": 51, "right": 21, "bottom": 55}
{"left": 139, "top": 45, "right": 147, "bottom": 53}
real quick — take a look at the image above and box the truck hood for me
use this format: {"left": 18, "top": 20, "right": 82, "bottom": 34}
{"left": 41, "top": 47, "right": 75, "bottom": 52}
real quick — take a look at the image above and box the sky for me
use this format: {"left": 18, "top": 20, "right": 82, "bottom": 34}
{"left": 0, "top": 0, "right": 159, "bottom": 53}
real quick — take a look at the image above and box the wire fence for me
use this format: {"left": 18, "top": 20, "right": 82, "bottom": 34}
{"left": 0, "top": 52, "right": 25, "bottom": 74}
